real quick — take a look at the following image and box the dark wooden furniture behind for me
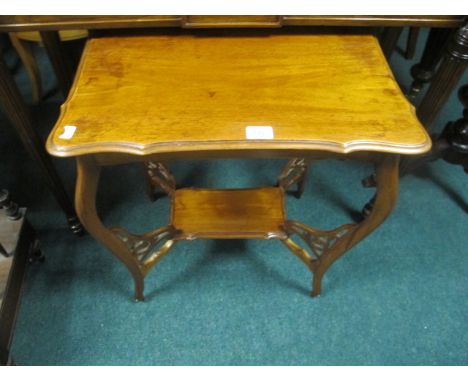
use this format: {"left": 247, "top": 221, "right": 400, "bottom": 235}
{"left": 0, "top": 190, "right": 42, "bottom": 365}
{"left": 0, "top": 53, "right": 82, "bottom": 234}
{"left": 400, "top": 84, "right": 468, "bottom": 175}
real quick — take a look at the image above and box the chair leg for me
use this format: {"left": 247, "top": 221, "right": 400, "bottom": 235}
{"left": 39, "top": 31, "right": 73, "bottom": 98}
{"left": 9, "top": 33, "right": 42, "bottom": 105}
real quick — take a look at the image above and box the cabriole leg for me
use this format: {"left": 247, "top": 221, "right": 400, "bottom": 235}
{"left": 75, "top": 157, "right": 146, "bottom": 301}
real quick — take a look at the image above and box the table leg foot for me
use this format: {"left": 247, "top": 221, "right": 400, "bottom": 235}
{"left": 311, "top": 276, "right": 322, "bottom": 297}
{"left": 134, "top": 282, "right": 145, "bottom": 302}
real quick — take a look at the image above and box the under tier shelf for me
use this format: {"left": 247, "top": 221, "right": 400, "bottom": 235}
{"left": 171, "top": 187, "right": 287, "bottom": 239}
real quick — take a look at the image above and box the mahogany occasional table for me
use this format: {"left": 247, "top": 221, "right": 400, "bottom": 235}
{"left": 46, "top": 34, "right": 431, "bottom": 301}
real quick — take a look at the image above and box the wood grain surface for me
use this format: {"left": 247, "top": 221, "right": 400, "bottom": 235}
{"left": 172, "top": 187, "right": 286, "bottom": 239}
{"left": 47, "top": 34, "right": 431, "bottom": 158}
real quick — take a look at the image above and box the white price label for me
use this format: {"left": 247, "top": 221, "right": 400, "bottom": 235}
{"left": 59, "top": 125, "right": 77, "bottom": 140}
{"left": 245, "top": 125, "right": 274, "bottom": 140}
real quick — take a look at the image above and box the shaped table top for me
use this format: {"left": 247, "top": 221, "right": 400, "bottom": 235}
{"left": 47, "top": 34, "right": 431, "bottom": 158}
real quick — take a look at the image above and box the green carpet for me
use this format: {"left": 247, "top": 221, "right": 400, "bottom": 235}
{"left": 1, "top": 29, "right": 467, "bottom": 365}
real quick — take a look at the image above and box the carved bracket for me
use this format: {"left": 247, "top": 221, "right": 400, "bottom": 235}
{"left": 277, "top": 158, "right": 308, "bottom": 198}
{"left": 282, "top": 220, "right": 355, "bottom": 271}
{"left": 144, "top": 161, "right": 176, "bottom": 201}
{"left": 111, "top": 225, "right": 178, "bottom": 274}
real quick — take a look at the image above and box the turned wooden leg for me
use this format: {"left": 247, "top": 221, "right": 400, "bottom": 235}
{"left": 440, "top": 84, "right": 468, "bottom": 172}
{"left": 408, "top": 28, "right": 452, "bottom": 99}
{"left": 277, "top": 158, "right": 308, "bottom": 198}
{"left": 417, "top": 23, "right": 468, "bottom": 127}
{"left": 8, "top": 33, "right": 42, "bottom": 104}
{"left": 282, "top": 155, "right": 399, "bottom": 297}
{"left": 75, "top": 156, "right": 145, "bottom": 301}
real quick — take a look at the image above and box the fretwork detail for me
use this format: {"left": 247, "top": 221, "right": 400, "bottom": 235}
{"left": 284, "top": 220, "right": 354, "bottom": 259}
{"left": 144, "top": 161, "right": 176, "bottom": 199}
{"left": 111, "top": 226, "right": 177, "bottom": 274}
{"left": 277, "top": 158, "right": 308, "bottom": 198}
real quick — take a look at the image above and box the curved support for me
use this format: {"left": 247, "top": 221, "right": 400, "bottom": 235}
{"left": 75, "top": 157, "right": 146, "bottom": 301}
{"left": 311, "top": 154, "right": 399, "bottom": 296}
